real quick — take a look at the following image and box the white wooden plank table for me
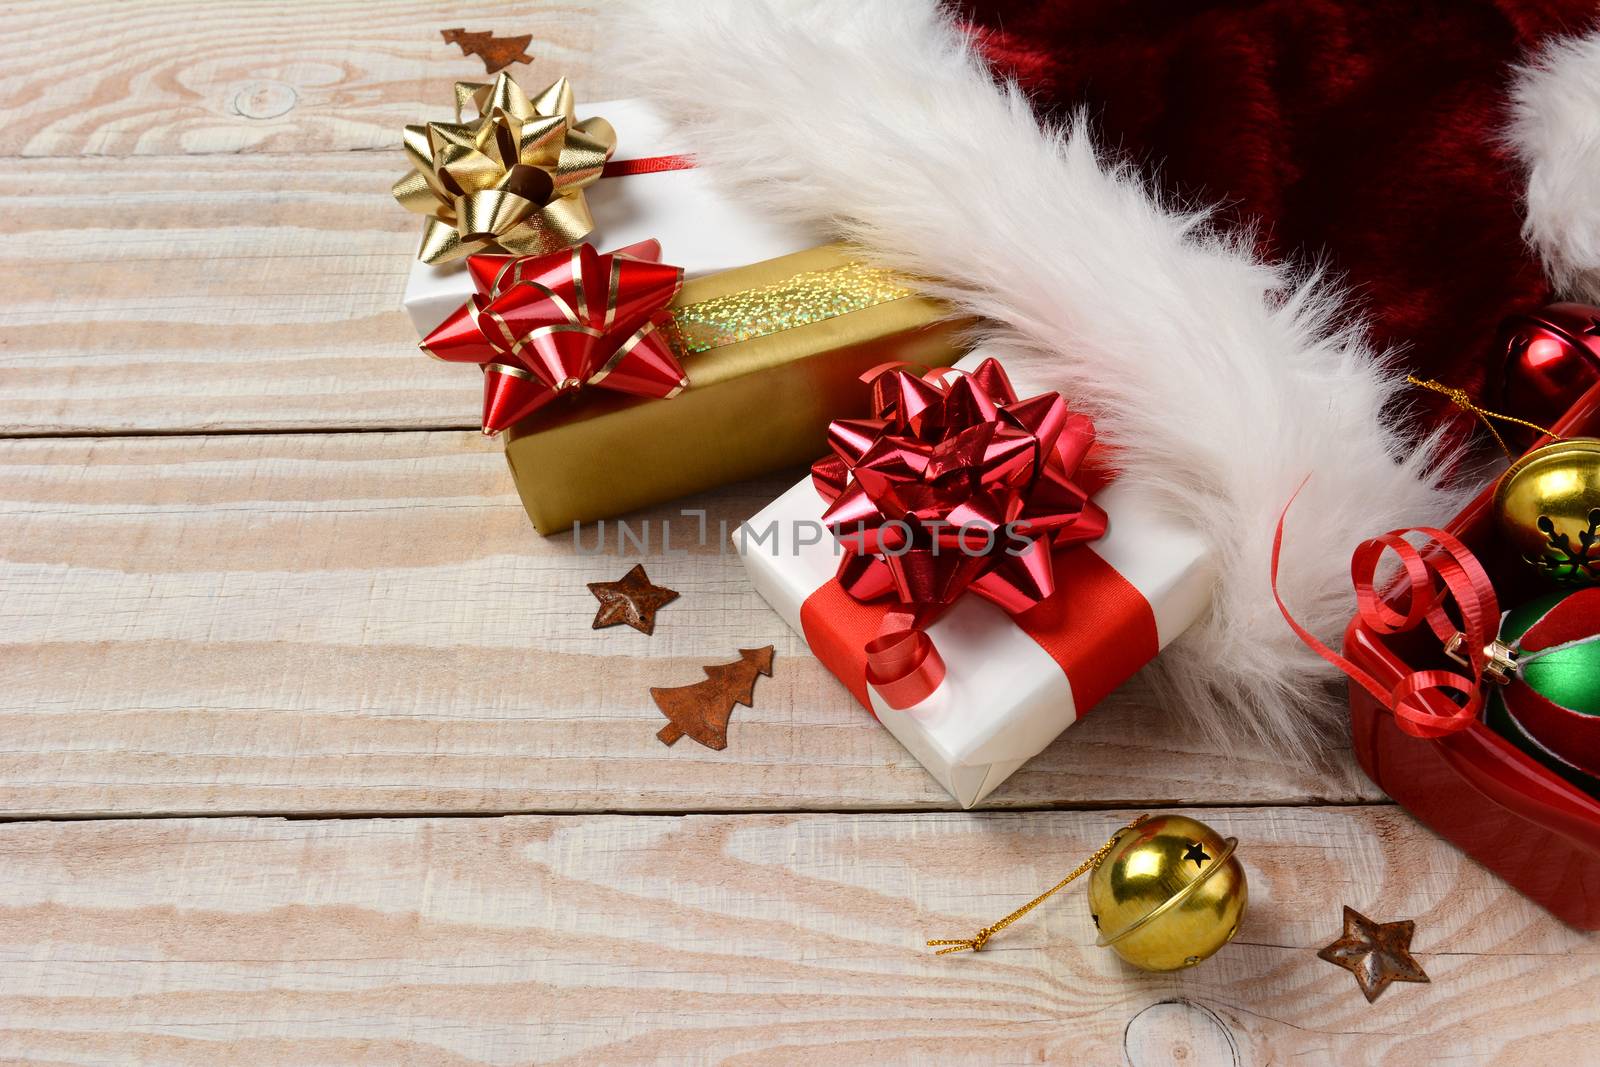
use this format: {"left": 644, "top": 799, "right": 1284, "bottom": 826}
{"left": 0, "top": 3, "right": 1594, "bottom": 1064}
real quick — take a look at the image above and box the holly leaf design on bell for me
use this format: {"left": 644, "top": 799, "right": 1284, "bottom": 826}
{"left": 1531, "top": 509, "right": 1600, "bottom": 583}
{"left": 392, "top": 74, "right": 616, "bottom": 264}
{"left": 1495, "top": 438, "right": 1600, "bottom": 585}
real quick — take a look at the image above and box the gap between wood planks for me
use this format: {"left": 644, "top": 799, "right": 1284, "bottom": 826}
{"left": 0, "top": 145, "right": 425, "bottom": 164}
{"left": 0, "top": 799, "right": 1399, "bottom": 825}
{"left": 0, "top": 423, "right": 479, "bottom": 441}
{"left": 0, "top": 144, "right": 417, "bottom": 163}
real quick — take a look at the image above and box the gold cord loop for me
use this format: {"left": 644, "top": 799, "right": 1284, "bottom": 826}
{"left": 1407, "top": 375, "right": 1564, "bottom": 460}
{"left": 926, "top": 814, "right": 1147, "bottom": 955}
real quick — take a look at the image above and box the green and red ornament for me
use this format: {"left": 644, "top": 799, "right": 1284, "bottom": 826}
{"left": 1483, "top": 588, "right": 1600, "bottom": 795}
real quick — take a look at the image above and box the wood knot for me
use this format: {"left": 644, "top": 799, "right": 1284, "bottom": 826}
{"left": 232, "top": 81, "right": 298, "bottom": 121}
{"left": 1124, "top": 1000, "right": 1239, "bottom": 1067}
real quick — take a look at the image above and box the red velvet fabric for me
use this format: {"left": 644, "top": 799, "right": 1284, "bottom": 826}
{"left": 962, "top": 0, "right": 1597, "bottom": 433}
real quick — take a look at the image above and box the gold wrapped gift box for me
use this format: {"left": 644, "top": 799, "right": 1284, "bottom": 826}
{"left": 503, "top": 243, "right": 970, "bottom": 533}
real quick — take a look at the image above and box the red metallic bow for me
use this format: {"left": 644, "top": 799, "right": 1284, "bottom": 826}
{"left": 421, "top": 239, "right": 688, "bottom": 434}
{"left": 810, "top": 358, "right": 1110, "bottom": 707}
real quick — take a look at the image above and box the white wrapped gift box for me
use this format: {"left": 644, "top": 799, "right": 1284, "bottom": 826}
{"left": 401, "top": 97, "right": 821, "bottom": 337}
{"left": 735, "top": 352, "right": 1216, "bottom": 807}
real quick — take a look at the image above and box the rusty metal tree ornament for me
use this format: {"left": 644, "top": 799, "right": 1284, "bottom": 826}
{"left": 441, "top": 28, "right": 534, "bottom": 74}
{"left": 653, "top": 647, "right": 775, "bottom": 749}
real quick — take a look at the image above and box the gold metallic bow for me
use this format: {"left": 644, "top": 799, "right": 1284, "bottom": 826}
{"left": 393, "top": 74, "right": 616, "bottom": 265}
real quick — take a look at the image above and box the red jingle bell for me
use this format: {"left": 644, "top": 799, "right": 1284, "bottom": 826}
{"left": 1497, "top": 303, "right": 1600, "bottom": 445}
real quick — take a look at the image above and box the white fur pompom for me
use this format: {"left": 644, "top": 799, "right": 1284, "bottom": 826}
{"left": 603, "top": 0, "right": 1471, "bottom": 762}
{"left": 1511, "top": 28, "right": 1600, "bottom": 305}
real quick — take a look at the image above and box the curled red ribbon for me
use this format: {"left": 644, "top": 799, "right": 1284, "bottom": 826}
{"left": 421, "top": 239, "right": 688, "bottom": 435}
{"left": 863, "top": 611, "right": 946, "bottom": 710}
{"left": 1272, "top": 484, "right": 1501, "bottom": 739}
{"left": 812, "top": 358, "right": 1109, "bottom": 708}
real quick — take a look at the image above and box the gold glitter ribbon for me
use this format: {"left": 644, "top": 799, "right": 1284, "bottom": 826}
{"left": 663, "top": 261, "right": 915, "bottom": 355}
{"left": 502, "top": 243, "right": 968, "bottom": 534}
{"left": 393, "top": 74, "right": 615, "bottom": 264}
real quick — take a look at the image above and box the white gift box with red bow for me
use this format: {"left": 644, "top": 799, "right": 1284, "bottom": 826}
{"left": 735, "top": 351, "right": 1216, "bottom": 807}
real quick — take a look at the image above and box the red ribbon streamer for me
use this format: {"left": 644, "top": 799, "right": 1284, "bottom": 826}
{"left": 805, "top": 358, "right": 1118, "bottom": 709}
{"left": 1272, "top": 484, "right": 1501, "bottom": 739}
{"left": 600, "top": 154, "right": 697, "bottom": 178}
{"left": 799, "top": 579, "right": 886, "bottom": 711}
{"left": 420, "top": 241, "right": 688, "bottom": 435}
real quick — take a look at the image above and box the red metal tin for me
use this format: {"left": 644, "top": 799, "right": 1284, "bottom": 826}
{"left": 1342, "top": 382, "right": 1600, "bottom": 929}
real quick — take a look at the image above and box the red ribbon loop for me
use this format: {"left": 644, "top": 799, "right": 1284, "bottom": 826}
{"left": 814, "top": 358, "right": 1108, "bottom": 709}
{"left": 864, "top": 612, "right": 948, "bottom": 711}
{"left": 420, "top": 241, "right": 688, "bottom": 435}
{"left": 1273, "top": 486, "right": 1501, "bottom": 740}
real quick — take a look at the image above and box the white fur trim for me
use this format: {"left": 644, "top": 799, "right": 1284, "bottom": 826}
{"left": 1512, "top": 25, "right": 1600, "bottom": 304}
{"left": 603, "top": 0, "right": 1468, "bottom": 762}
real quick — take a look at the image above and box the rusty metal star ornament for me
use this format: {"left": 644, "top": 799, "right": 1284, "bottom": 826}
{"left": 588, "top": 564, "right": 678, "bottom": 635}
{"left": 1318, "top": 906, "right": 1430, "bottom": 1003}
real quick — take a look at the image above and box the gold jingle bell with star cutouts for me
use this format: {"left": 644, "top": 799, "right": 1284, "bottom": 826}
{"left": 1087, "top": 814, "right": 1247, "bottom": 971}
{"left": 1495, "top": 437, "right": 1600, "bottom": 584}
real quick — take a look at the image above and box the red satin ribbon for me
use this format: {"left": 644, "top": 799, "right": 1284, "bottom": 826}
{"left": 799, "top": 529, "right": 1159, "bottom": 718}
{"left": 600, "top": 154, "right": 697, "bottom": 178}
{"left": 1272, "top": 486, "right": 1501, "bottom": 739}
{"left": 799, "top": 579, "right": 884, "bottom": 710}
{"left": 1013, "top": 542, "right": 1156, "bottom": 712}
{"left": 801, "top": 358, "right": 1156, "bottom": 712}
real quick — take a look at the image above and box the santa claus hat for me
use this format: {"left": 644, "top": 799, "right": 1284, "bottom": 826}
{"left": 602, "top": 0, "right": 1600, "bottom": 762}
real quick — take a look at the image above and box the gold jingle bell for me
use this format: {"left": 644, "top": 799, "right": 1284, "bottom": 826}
{"left": 1087, "top": 814, "right": 1247, "bottom": 971}
{"left": 1494, "top": 437, "right": 1600, "bottom": 584}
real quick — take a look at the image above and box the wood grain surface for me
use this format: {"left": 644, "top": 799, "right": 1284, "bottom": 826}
{"left": 0, "top": 0, "right": 616, "bottom": 436}
{"left": 0, "top": 1, "right": 614, "bottom": 157}
{"left": 0, "top": 3, "right": 1591, "bottom": 1064}
{"left": 0, "top": 153, "right": 474, "bottom": 435}
{"left": 1, "top": 808, "right": 1594, "bottom": 1067}
{"left": 0, "top": 431, "right": 1377, "bottom": 816}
